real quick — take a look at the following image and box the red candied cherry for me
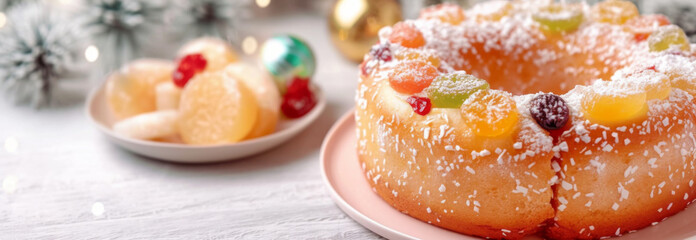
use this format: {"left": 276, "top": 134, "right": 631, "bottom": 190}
{"left": 389, "top": 60, "right": 439, "bottom": 94}
{"left": 173, "top": 53, "right": 208, "bottom": 88}
{"left": 406, "top": 96, "right": 432, "bottom": 116}
{"left": 281, "top": 78, "right": 317, "bottom": 118}
{"left": 369, "top": 43, "right": 393, "bottom": 62}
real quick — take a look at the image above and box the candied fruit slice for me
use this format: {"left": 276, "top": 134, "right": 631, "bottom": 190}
{"left": 530, "top": 94, "right": 570, "bottom": 130}
{"left": 624, "top": 15, "right": 671, "bottom": 41}
{"left": 177, "top": 37, "right": 238, "bottom": 72}
{"left": 591, "top": 0, "right": 638, "bottom": 25}
{"left": 224, "top": 63, "right": 281, "bottom": 139}
{"left": 406, "top": 96, "right": 432, "bottom": 116}
{"left": 178, "top": 71, "right": 259, "bottom": 145}
{"left": 419, "top": 3, "right": 466, "bottom": 25}
{"left": 581, "top": 83, "right": 647, "bottom": 125}
{"left": 533, "top": 4, "right": 584, "bottom": 33}
{"left": 389, "top": 22, "right": 426, "bottom": 48}
{"left": 394, "top": 50, "right": 441, "bottom": 68}
{"left": 106, "top": 59, "right": 175, "bottom": 120}
{"left": 388, "top": 61, "right": 439, "bottom": 94}
{"left": 648, "top": 25, "right": 691, "bottom": 52}
{"left": 460, "top": 90, "right": 519, "bottom": 137}
{"left": 624, "top": 66, "right": 672, "bottom": 100}
{"left": 425, "top": 72, "right": 489, "bottom": 108}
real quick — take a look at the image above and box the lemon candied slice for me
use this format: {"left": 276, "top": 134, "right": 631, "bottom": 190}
{"left": 581, "top": 81, "right": 647, "bottom": 126}
{"left": 106, "top": 59, "right": 175, "bottom": 120}
{"left": 178, "top": 71, "right": 259, "bottom": 145}
{"left": 533, "top": 4, "right": 584, "bottom": 33}
{"left": 648, "top": 25, "right": 691, "bottom": 52}
{"left": 426, "top": 72, "right": 489, "bottom": 108}
{"left": 460, "top": 90, "right": 519, "bottom": 137}
{"left": 590, "top": 0, "right": 639, "bottom": 25}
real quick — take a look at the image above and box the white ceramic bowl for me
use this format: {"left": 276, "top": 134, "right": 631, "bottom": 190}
{"left": 86, "top": 82, "right": 325, "bottom": 163}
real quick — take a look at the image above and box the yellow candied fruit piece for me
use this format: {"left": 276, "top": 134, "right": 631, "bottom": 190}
{"left": 590, "top": 0, "right": 639, "bottom": 25}
{"left": 460, "top": 90, "right": 519, "bottom": 137}
{"left": 473, "top": 1, "right": 513, "bottom": 22}
{"left": 581, "top": 83, "right": 647, "bottom": 125}
{"left": 178, "top": 71, "right": 259, "bottom": 145}
{"left": 643, "top": 72, "right": 672, "bottom": 100}
{"left": 106, "top": 59, "right": 175, "bottom": 120}
{"left": 648, "top": 25, "right": 691, "bottom": 52}
{"left": 394, "top": 50, "right": 441, "bottom": 68}
{"left": 532, "top": 3, "right": 584, "bottom": 33}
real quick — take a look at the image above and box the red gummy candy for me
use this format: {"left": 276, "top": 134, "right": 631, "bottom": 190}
{"left": 281, "top": 78, "right": 317, "bottom": 118}
{"left": 173, "top": 53, "right": 208, "bottom": 88}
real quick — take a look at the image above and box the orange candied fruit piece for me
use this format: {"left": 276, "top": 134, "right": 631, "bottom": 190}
{"left": 389, "top": 22, "right": 426, "bottom": 48}
{"left": 591, "top": 0, "right": 639, "bottom": 25}
{"left": 419, "top": 3, "right": 466, "bottom": 25}
{"left": 581, "top": 82, "right": 647, "bottom": 125}
{"left": 388, "top": 60, "right": 439, "bottom": 94}
{"left": 460, "top": 90, "right": 519, "bottom": 137}
{"left": 394, "top": 50, "right": 441, "bottom": 68}
{"left": 624, "top": 15, "right": 671, "bottom": 41}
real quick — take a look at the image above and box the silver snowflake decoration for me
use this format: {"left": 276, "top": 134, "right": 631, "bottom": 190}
{"left": 81, "top": 0, "right": 165, "bottom": 71}
{"left": 167, "top": 0, "right": 249, "bottom": 42}
{"left": 0, "top": 2, "right": 83, "bottom": 107}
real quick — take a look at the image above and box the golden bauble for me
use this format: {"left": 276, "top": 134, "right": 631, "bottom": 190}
{"left": 328, "top": 0, "right": 402, "bottom": 62}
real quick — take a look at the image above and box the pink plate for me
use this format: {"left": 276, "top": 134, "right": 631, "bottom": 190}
{"left": 320, "top": 110, "right": 696, "bottom": 240}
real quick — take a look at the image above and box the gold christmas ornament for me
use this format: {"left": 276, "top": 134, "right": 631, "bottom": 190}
{"left": 328, "top": 0, "right": 402, "bottom": 62}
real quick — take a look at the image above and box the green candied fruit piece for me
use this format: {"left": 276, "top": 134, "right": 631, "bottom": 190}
{"left": 426, "top": 72, "right": 489, "bottom": 108}
{"left": 532, "top": 4, "right": 584, "bottom": 33}
{"left": 649, "top": 25, "right": 691, "bottom": 52}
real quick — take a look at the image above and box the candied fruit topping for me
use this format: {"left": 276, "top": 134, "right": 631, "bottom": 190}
{"left": 648, "top": 25, "right": 691, "bottom": 52}
{"left": 281, "top": 78, "right": 317, "bottom": 118}
{"left": 178, "top": 71, "right": 258, "bottom": 145}
{"left": 425, "top": 72, "right": 489, "bottom": 108}
{"left": 388, "top": 61, "right": 439, "bottom": 94}
{"left": 369, "top": 43, "right": 392, "bottom": 62}
{"left": 389, "top": 22, "right": 426, "bottom": 48}
{"left": 394, "top": 50, "right": 441, "bottom": 68}
{"left": 461, "top": 90, "right": 519, "bottom": 137}
{"left": 472, "top": 0, "right": 513, "bottom": 22}
{"left": 420, "top": 3, "right": 466, "bottom": 25}
{"left": 532, "top": 4, "right": 584, "bottom": 33}
{"left": 406, "top": 96, "right": 432, "bottom": 116}
{"left": 529, "top": 94, "right": 570, "bottom": 131}
{"left": 623, "top": 66, "right": 672, "bottom": 100}
{"left": 581, "top": 83, "right": 647, "bottom": 126}
{"left": 624, "top": 15, "right": 671, "bottom": 42}
{"left": 173, "top": 53, "right": 208, "bottom": 88}
{"left": 591, "top": 0, "right": 638, "bottom": 25}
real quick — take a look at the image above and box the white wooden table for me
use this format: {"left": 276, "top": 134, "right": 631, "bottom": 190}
{"left": 0, "top": 13, "right": 381, "bottom": 239}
